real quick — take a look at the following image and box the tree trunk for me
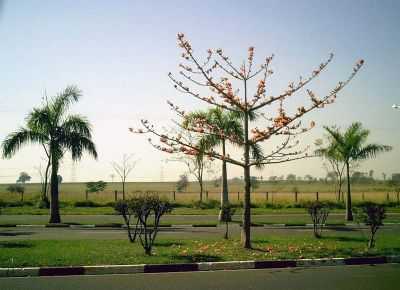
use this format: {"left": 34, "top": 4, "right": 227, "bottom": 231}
{"left": 199, "top": 181, "right": 203, "bottom": 202}
{"left": 345, "top": 161, "right": 353, "bottom": 221}
{"left": 241, "top": 104, "right": 251, "bottom": 249}
{"left": 219, "top": 139, "right": 229, "bottom": 221}
{"left": 122, "top": 179, "right": 125, "bottom": 200}
{"left": 242, "top": 164, "right": 251, "bottom": 248}
{"left": 49, "top": 157, "right": 61, "bottom": 224}
{"left": 43, "top": 158, "right": 51, "bottom": 200}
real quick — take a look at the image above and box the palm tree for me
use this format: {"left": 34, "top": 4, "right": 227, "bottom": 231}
{"left": 324, "top": 122, "right": 391, "bottom": 221}
{"left": 2, "top": 86, "right": 98, "bottom": 223}
{"left": 183, "top": 108, "right": 263, "bottom": 220}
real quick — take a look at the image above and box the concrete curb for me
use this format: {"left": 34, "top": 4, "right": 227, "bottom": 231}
{"left": 2, "top": 223, "right": 399, "bottom": 228}
{"left": 0, "top": 256, "right": 398, "bottom": 278}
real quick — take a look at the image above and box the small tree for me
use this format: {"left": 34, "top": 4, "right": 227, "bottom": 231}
{"left": 116, "top": 195, "right": 172, "bottom": 255}
{"left": 286, "top": 174, "right": 296, "bottom": 182}
{"left": 356, "top": 202, "right": 386, "bottom": 249}
{"left": 307, "top": 201, "right": 329, "bottom": 238}
{"left": 86, "top": 181, "right": 107, "bottom": 194}
{"left": 7, "top": 184, "right": 25, "bottom": 201}
{"left": 250, "top": 176, "right": 259, "bottom": 190}
{"left": 112, "top": 154, "right": 137, "bottom": 200}
{"left": 115, "top": 199, "right": 140, "bottom": 242}
{"left": 17, "top": 172, "right": 31, "bottom": 184}
{"left": 176, "top": 174, "right": 188, "bottom": 192}
{"left": 220, "top": 202, "right": 236, "bottom": 239}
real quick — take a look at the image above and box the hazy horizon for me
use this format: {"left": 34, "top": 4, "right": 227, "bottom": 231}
{"left": 1, "top": 0, "right": 399, "bottom": 183}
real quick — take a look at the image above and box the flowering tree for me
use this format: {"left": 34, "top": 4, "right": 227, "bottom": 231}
{"left": 132, "top": 33, "right": 364, "bottom": 248}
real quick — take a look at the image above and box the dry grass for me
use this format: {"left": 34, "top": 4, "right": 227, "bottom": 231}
{"left": 0, "top": 180, "right": 398, "bottom": 205}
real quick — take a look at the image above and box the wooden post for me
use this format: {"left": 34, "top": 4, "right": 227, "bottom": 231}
{"left": 114, "top": 190, "right": 117, "bottom": 201}
{"left": 265, "top": 192, "right": 269, "bottom": 202}
{"left": 206, "top": 191, "right": 209, "bottom": 200}
{"left": 387, "top": 193, "right": 390, "bottom": 202}
{"left": 316, "top": 192, "right": 319, "bottom": 201}
{"left": 85, "top": 190, "right": 88, "bottom": 201}
{"left": 397, "top": 192, "right": 399, "bottom": 204}
{"left": 173, "top": 191, "right": 176, "bottom": 201}
{"left": 237, "top": 192, "right": 240, "bottom": 201}
{"left": 295, "top": 191, "right": 298, "bottom": 203}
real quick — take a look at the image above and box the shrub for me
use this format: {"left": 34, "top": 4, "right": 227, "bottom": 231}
{"left": 74, "top": 200, "right": 102, "bottom": 207}
{"left": 355, "top": 202, "right": 386, "bottom": 249}
{"left": 115, "top": 195, "right": 173, "bottom": 255}
{"left": 306, "top": 201, "right": 330, "bottom": 238}
{"left": 191, "top": 199, "right": 219, "bottom": 209}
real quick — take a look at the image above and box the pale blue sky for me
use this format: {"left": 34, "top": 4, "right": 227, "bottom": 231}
{"left": 0, "top": 0, "right": 399, "bottom": 183}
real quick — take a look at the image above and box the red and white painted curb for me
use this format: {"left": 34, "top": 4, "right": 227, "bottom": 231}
{"left": 1, "top": 256, "right": 399, "bottom": 278}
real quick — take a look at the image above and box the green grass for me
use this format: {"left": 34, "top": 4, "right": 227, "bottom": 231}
{"left": 1, "top": 229, "right": 399, "bottom": 267}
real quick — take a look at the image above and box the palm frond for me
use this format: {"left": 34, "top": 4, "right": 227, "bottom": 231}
{"left": 2, "top": 128, "right": 47, "bottom": 158}
{"left": 62, "top": 114, "right": 92, "bottom": 138}
{"left": 356, "top": 144, "right": 392, "bottom": 160}
{"left": 50, "top": 86, "right": 82, "bottom": 122}
{"left": 59, "top": 131, "right": 98, "bottom": 161}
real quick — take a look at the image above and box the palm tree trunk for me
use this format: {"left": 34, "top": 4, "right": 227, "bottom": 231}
{"left": 219, "top": 139, "right": 229, "bottom": 221}
{"left": 49, "top": 157, "right": 61, "bottom": 223}
{"left": 345, "top": 161, "right": 353, "bottom": 221}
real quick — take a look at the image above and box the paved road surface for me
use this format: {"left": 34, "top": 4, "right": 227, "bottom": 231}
{"left": 1, "top": 264, "right": 399, "bottom": 290}
{"left": 2, "top": 224, "right": 399, "bottom": 240}
{"left": 1, "top": 213, "right": 400, "bottom": 225}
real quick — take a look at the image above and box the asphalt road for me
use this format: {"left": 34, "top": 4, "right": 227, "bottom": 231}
{"left": 1, "top": 213, "right": 400, "bottom": 225}
{"left": 2, "top": 224, "right": 398, "bottom": 241}
{"left": 1, "top": 264, "right": 399, "bottom": 290}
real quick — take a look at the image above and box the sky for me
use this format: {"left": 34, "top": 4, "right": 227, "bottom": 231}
{"left": 0, "top": 0, "right": 399, "bottom": 183}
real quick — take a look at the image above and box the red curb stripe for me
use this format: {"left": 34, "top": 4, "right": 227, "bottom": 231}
{"left": 144, "top": 263, "right": 198, "bottom": 273}
{"left": 254, "top": 260, "right": 296, "bottom": 269}
{"left": 344, "top": 256, "right": 387, "bottom": 265}
{"left": 39, "top": 267, "right": 85, "bottom": 276}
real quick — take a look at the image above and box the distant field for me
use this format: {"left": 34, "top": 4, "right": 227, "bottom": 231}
{"left": 0, "top": 180, "right": 398, "bottom": 204}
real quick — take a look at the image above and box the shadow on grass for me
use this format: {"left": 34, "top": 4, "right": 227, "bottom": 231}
{"left": 325, "top": 226, "right": 357, "bottom": 232}
{"left": 154, "top": 241, "right": 185, "bottom": 247}
{"left": 0, "top": 241, "right": 33, "bottom": 248}
{"left": 170, "top": 254, "right": 223, "bottom": 263}
{"left": 0, "top": 231, "right": 34, "bottom": 237}
{"left": 322, "top": 236, "right": 367, "bottom": 243}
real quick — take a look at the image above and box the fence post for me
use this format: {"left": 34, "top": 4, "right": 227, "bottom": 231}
{"left": 114, "top": 190, "right": 117, "bottom": 201}
{"left": 237, "top": 192, "right": 240, "bottom": 201}
{"left": 265, "top": 192, "right": 269, "bottom": 202}
{"left": 173, "top": 191, "right": 176, "bottom": 201}
{"left": 295, "top": 191, "right": 298, "bottom": 203}
{"left": 387, "top": 193, "right": 390, "bottom": 202}
{"left": 206, "top": 191, "right": 209, "bottom": 200}
{"left": 316, "top": 191, "right": 319, "bottom": 201}
{"left": 397, "top": 191, "right": 400, "bottom": 204}
{"left": 85, "top": 190, "right": 88, "bottom": 201}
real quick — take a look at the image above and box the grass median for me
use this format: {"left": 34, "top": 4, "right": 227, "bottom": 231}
{"left": 0, "top": 228, "right": 399, "bottom": 268}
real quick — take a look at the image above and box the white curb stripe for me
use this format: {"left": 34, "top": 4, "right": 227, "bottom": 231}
{"left": 198, "top": 261, "right": 255, "bottom": 271}
{"left": 296, "top": 258, "right": 345, "bottom": 267}
{"left": 0, "top": 267, "right": 39, "bottom": 277}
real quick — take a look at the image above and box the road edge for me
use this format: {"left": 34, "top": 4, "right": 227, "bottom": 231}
{"left": 1, "top": 256, "right": 399, "bottom": 278}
